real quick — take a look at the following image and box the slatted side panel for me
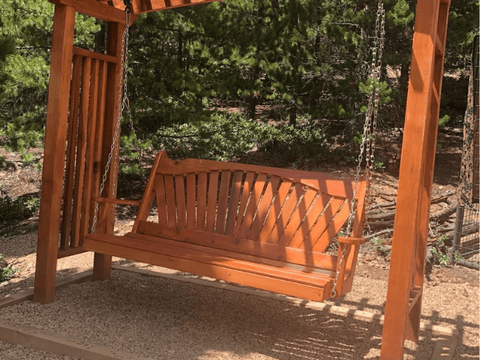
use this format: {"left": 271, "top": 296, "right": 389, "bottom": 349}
{"left": 151, "top": 170, "right": 352, "bottom": 254}
{"left": 58, "top": 49, "right": 114, "bottom": 255}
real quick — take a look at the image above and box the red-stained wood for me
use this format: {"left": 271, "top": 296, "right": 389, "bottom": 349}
{"left": 60, "top": 54, "right": 82, "bottom": 250}
{"left": 215, "top": 171, "right": 231, "bottom": 234}
{"left": 84, "top": 232, "right": 333, "bottom": 302}
{"left": 206, "top": 171, "right": 219, "bottom": 232}
{"left": 164, "top": 175, "right": 176, "bottom": 226}
{"left": 266, "top": 183, "right": 303, "bottom": 244}
{"left": 135, "top": 220, "right": 338, "bottom": 272}
{"left": 381, "top": 0, "right": 451, "bottom": 358}
{"left": 93, "top": 21, "right": 126, "bottom": 281}
{"left": 88, "top": 60, "right": 108, "bottom": 233}
{"left": 279, "top": 188, "right": 317, "bottom": 248}
{"left": 79, "top": 59, "right": 100, "bottom": 245}
{"left": 225, "top": 171, "right": 245, "bottom": 236}
{"left": 175, "top": 175, "right": 187, "bottom": 227}
{"left": 257, "top": 180, "right": 292, "bottom": 243}
{"left": 234, "top": 171, "right": 255, "bottom": 235}
{"left": 197, "top": 172, "right": 208, "bottom": 230}
{"left": 247, "top": 176, "right": 280, "bottom": 240}
{"left": 237, "top": 173, "right": 267, "bottom": 239}
{"left": 49, "top": 0, "right": 137, "bottom": 24}
{"left": 131, "top": 0, "right": 221, "bottom": 15}
{"left": 34, "top": 4, "right": 76, "bottom": 304}
{"left": 186, "top": 173, "right": 196, "bottom": 229}
{"left": 71, "top": 57, "right": 91, "bottom": 248}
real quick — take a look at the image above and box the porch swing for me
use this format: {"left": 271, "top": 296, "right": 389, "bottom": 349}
{"left": 82, "top": 1, "right": 386, "bottom": 302}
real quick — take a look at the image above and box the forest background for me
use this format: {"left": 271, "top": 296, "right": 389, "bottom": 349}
{"left": 0, "top": 0, "right": 478, "bottom": 215}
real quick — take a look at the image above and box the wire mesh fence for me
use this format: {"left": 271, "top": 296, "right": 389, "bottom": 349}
{"left": 451, "top": 204, "right": 479, "bottom": 269}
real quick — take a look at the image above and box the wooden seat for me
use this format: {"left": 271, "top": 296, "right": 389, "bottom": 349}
{"left": 84, "top": 151, "right": 367, "bottom": 302}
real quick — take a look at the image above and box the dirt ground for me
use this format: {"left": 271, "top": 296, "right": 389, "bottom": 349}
{"left": 0, "top": 129, "right": 479, "bottom": 359}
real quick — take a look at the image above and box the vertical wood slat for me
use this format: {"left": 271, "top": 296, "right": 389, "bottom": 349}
{"left": 247, "top": 176, "right": 281, "bottom": 240}
{"left": 186, "top": 173, "right": 196, "bottom": 229}
{"left": 234, "top": 172, "right": 255, "bottom": 236}
{"left": 80, "top": 59, "right": 100, "bottom": 245}
{"left": 288, "top": 192, "right": 331, "bottom": 249}
{"left": 225, "top": 171, "right": 244, "bottom": 236}
{"left": 206, "top": 171, "right": 219, "bottom": 232}
{"left": 155, "top": 175, "right": 168, "bottom": 225}
{"left": 197, "top": 172, "right": 207, "bottom": 230}
{"left": 71, "top": 57, "right": 91, "bottom": 248}
{"left": 215, "top": 171, "right": 231, "bottom": 234}
{"left": 60, "top": 55, "right": 83, "bottom": 250}
{"left": 278, "top": 188, "right": 317, "bottom": 247}
{"left": 257, "top": 180, "right": 293, "bottom": 243}
{"left": 267, "top": 183, "right": 304, "bottom": 244}
{"left": 164, "top": 175, "right": 176, "bottom": 227}
{"left": 34, "top": 4, "right": 76, "bottom": 304}
{"left": 175, "top": 175, "right": 187, "bottom": 227}
{"left": 89, "top": 60, "right": 108, "bottom": 233}
{"left": 237, "top": 173, "right": 267, "bottom": 239}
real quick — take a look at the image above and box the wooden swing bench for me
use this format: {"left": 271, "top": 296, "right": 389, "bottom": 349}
{"left": 84, "top": 151, "right": 367, "bottom": 302}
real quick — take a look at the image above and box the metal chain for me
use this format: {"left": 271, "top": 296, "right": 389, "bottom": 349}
{"left": 91, "top": 12, "right": 131, "bottom": 233}
{"left": 330, "top": 2, "right": 385, "bottom": 298}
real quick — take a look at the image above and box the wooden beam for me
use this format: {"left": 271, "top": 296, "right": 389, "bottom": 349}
{"left": 33, "top": 4, "right": 76, "bottom": 304}
{"left": 380, "top": 0, "right": 451, "bottom": 358}
{"left": 131, "top": 0, "right": 222, "bottom": 15}
{"left": 49, "top": 0, "right": 137, "bottom": 24}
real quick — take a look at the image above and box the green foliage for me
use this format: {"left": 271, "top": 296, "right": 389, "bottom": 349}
{"left": 0, "top": 254, "right": 19, "bottom": 282}
{"left": 430, "top": 236, "right": 449, "bottom": 266}
{"left": 0, "top": 194, "right": 40, "bottom": 225}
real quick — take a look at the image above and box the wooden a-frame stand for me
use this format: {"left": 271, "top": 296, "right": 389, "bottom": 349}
{"left": 33, "top": 0, "right": 451, "bottom": 358}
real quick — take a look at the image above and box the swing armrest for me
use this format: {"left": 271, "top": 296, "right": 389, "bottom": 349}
{"left": 337, "top": 236, "right": 366, "bottom": 245}
{"left": 95, "top": 197, "right": 141, "bottom": 206}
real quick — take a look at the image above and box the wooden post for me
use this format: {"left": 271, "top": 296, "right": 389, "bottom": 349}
{"left": 33, "top": 4, "right": 76, "bottom": 304}
{"left": 93, "top": 21, "right": 126, "bottom": 280}
{"left": 380, "top": 0, "right": 450, "bottom": 358}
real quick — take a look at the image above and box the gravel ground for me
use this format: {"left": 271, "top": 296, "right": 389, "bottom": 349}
{"left": 0, "top": 231, "right": 478, "bottom": 360}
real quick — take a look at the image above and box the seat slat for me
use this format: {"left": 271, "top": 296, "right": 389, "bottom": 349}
{"left": 84, "top": 233, "right": 332, "bottom": 302}
{"left": 135, "top": 220, "right": 338, "bottom": 272}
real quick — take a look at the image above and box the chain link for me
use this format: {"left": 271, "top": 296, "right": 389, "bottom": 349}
{"left": 330, "top": 2, "right": 385, "bottom": 298}
{"left": 91, "top": 12, "right": 131, "bottom": 233}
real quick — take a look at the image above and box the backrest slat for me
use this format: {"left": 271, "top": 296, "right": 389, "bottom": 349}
{"left": 278, "top": 188, "right": 318, "bottom": 247}
{"left": 234, "top": 172, "right": 255, "bottom": 236}
{"left": 266, "top": 183, "right": 304, "bottom": 244}
{"left": 216, "top": 171, "right": 231, "bottom": 234}
{"left": 154, "top": 175, "right": 167, "bottom": 225}
{"left": 237, "top": 173, "right": 267, "bottom": 239}
{"left": 247, "top": 176, "right": 281, "bottom": 240}
{"left": 257, "top": 180, "right": 293, "bottom": 243}
{"left": 186, "top": 173, "right": 196, "bottom": 229}
{"left": 312, "top": 201, "right": 350, "bottom": 252}
{"left": 197, "top": 172, "right": 207, "bottom": 230}
{"left": 164, "top": 175, "right": 176, "bottom": 227}
{"left": 206, "top": 171, "right": 219, "bottom": 232}
{"left": 175, "top": 175, "right": 187, "bottom": 227}
{"left": 225, "top": 171, "right": 243, "bottom": 236}
{"left": 287, "top": 193, "right": 331, "bottom": 249}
